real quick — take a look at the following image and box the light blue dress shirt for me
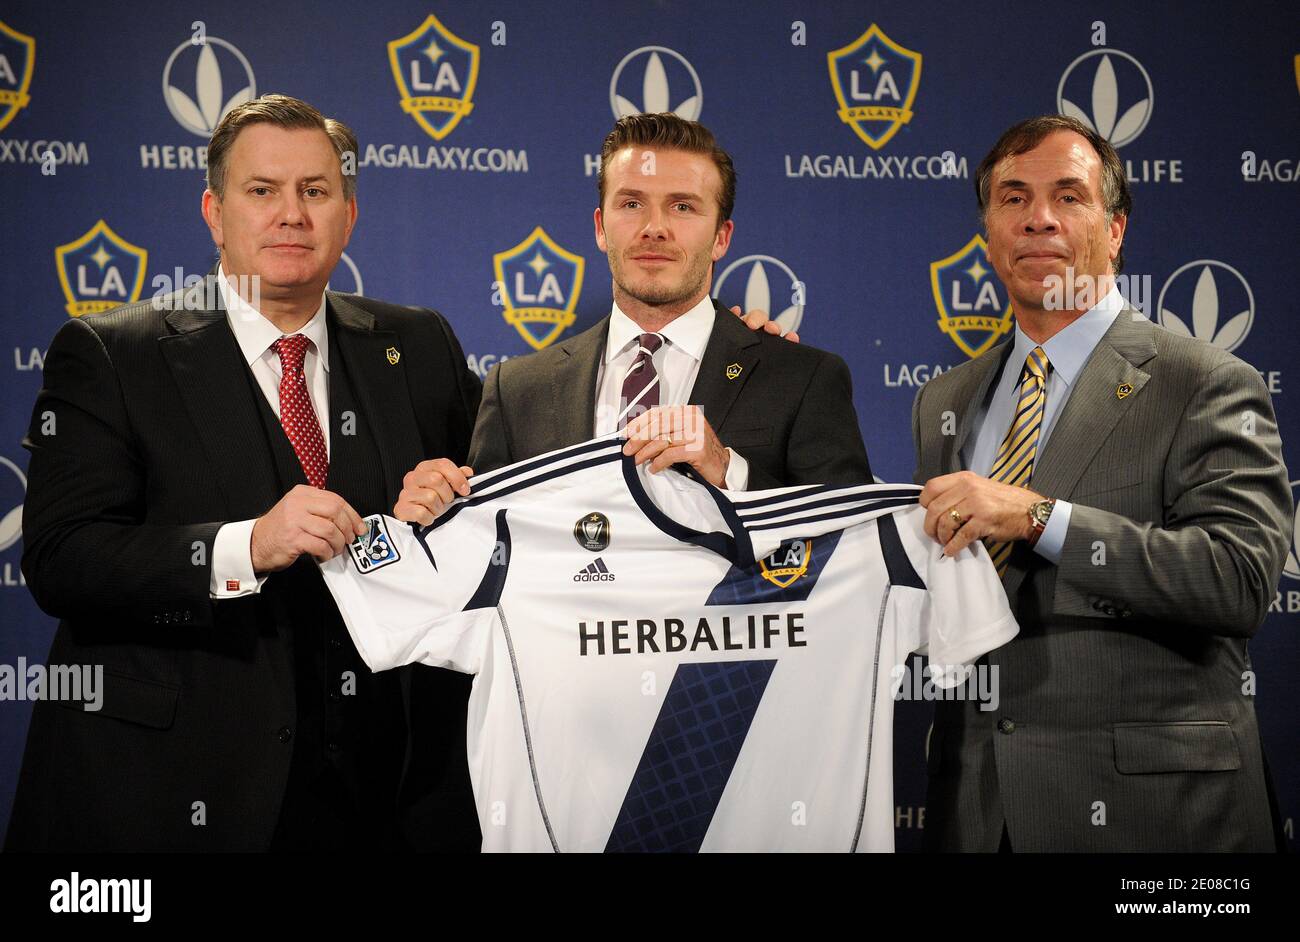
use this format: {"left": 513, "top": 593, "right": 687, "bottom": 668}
{"left": 961, "top": 286, "right": 1125, "bottom": 563}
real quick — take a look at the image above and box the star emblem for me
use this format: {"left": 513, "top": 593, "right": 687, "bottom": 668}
{"left": 423, "top": 39, "right": 445, "bottom": 65}
{"left": 90, "top": 244, "right": 113, "bottom": 270}
{"left": 965, "top": 258, "right": 989, "bottom": 282}
{"left": 863, "top": 49, "right": 886, "bottom": 73}
{"left": 527, "top": 250, "right": 551, "bottom": 277}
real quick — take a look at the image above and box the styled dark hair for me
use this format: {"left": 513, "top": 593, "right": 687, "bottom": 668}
{"left": 598, "top": 113, "right": 736, "bottom": 223}
{"left": 206, "top": 93, "right": 357, "bottom": 200}
{"left": 975, "top": 114, "right": 1131, "bottom": 273}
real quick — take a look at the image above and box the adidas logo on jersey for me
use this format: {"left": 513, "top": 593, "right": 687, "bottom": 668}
{"left": 574, "top": 558, "right": 616, "bottom": 582}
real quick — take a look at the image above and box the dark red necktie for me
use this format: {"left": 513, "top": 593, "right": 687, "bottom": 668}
{"left": 273, "top": 334, "right": 328, "bottom": 488}
{"left": 618, "top": 332, "right": 664, "bottom": 429}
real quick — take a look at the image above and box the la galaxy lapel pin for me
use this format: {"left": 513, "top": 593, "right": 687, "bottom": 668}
{"left": 1116, "top": 382, "right": 1133, "bottom": 399}
{"left": 725, "top": 362, "right": 743, "bottom": 380}
{"left": 386, "top": 346, "right": 401, "bottom": 366}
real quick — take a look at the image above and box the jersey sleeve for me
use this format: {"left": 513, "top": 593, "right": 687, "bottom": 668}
{"left": 884, "top": 505, "right": 1019, "bottom": 683}
{"left": 317, "top": 505, "right": 505, "bottom": 675}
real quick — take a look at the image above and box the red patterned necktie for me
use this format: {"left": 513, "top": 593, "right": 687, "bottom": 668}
{"left": 273, "top": 334, "right": 328, "bottom": 488}
{"left": 617, "top": 332, "right": 664, "bottom": 429}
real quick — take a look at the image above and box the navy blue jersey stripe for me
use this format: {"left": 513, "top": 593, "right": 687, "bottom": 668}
{"left": 428, "top": 451, "right": 624, "bottom": 532}
{"left": 469, "top": 436, "right": 623, "bottom": 496}
{"left": 738, "top": 490, "right": 925, "bottom": 524}
{"left": 731, "top": 483, "right": 920, "bottom": 512}
{"left": 743, "top": 497, "right": 919, "bottom": 532}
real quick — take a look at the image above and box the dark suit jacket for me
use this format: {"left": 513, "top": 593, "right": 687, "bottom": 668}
{"left": 912, "top": 309, "right": 1291, "bottom": 852}
{"left": 6, "top": 278, "right": 482, "bottom": 851}
{"left": 468, "top": 299, "right": 872, "bottom": 488}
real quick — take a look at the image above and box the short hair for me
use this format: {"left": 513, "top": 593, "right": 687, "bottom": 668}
{"left": 975, "top": 114, "right": 1132, "bottom": 273}
{"left": 597, "top": 113, "right": 736, "bottom": 224}
{"left": 206, "top": 93, "right": 357, "bottom": 201}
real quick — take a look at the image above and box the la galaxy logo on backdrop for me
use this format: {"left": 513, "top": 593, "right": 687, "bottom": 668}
{"left": 1056, "top": 40, "right": 1182, "bottom": 184}
{"left": 54, "top": 220, "right": 148, "bottom": 317}
{"left": 142, "top": 26, "right": 254, "bottom": 172}
{"left": 493, "top": 227, "right": 585, "bottom": 351}
{"left": 884, "top": 234, "right": 1010, "bottom": 389}
{"left": 367, "top": 12, "right": 526, "bottom": 174}
{"left": 0, "top": 19, "right": 90, "bottom": 172}
{"left": 583, "top": 45, "right": 702, "bottom": 177}
{"left": 0, "top": 19, "right": 34, "bottom": 133}
{"left": 713, "top": 255, "right": 805, "bottom": 335}
{"left": 929, "top": 235, "right": 1012, "bottom": 359}
{"left": 785, "top": 24, "right": 967, "bottom": 182}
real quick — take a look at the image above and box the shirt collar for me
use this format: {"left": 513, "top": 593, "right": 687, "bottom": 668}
{"left": 1009, "top": 284, "right": 1124, "bottom": 388}
{"left": 218, "top": 264, "right": 329, "bottom": 370}
{"left": 605, "top": 295, "right": 716, "bottom": 364}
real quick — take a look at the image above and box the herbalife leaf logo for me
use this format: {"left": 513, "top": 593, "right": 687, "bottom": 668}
{"left": 1283, "top": 482, "right": 1300, "bottom": 581}
{"left": 0, "top": 455, "right": 26, "bottom": 554}
{"left": 609, "top": 46, "right": 702, "bottom": 120}
{"left": 1056, "top": 49, "right": 1153, "bottom": 148}
{"left": 1156, "top": 260, "right": 1255, "bottom": 353}
{"left": 162, "top": 36, "right": 256, "bottom": 137}
{"left": 713, "top": 255, "right": 804, "bottom": 334}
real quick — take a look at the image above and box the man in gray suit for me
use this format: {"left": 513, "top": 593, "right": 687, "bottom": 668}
{"left": 394, "top": 113, "right": 871, "bottom": 522}
{"left": 912, "top": 115, "right": 1290, "bottom": 852}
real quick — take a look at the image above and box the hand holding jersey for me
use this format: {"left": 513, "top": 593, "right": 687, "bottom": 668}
{"left": 321, "top": 435, "right": 1017, "bottom": 851}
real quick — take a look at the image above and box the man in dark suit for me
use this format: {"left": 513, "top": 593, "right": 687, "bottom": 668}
{"left": 394, "top": 114, "right": 870, "bottom": 525}
{"left": 6, "top": 95, "right": 480, "bottom": 851}
{"left": 912, "top": 115, "right": 1290, "bottom": 851}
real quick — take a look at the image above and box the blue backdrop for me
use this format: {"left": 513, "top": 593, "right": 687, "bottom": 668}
{"left": 1, "top": 0, "right": 1296, "bottom": 850}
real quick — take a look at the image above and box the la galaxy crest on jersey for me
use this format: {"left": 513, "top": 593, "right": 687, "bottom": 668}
{"left": 349, "top": 515, "right": 401, "bottom": 574}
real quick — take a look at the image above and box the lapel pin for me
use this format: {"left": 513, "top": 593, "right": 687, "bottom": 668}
{"left": 1116, "top": 382, "right": 1133, "bottom": 400}
{"left": 386, "top": 346, "right": 401, "bottom": 365}
{"left": 725, "top": 362, "right": 743, "bottom": 380}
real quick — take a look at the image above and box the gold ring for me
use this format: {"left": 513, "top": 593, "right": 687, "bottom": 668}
{"left": 948, "top": 508, "right": 965, "bottom": 528}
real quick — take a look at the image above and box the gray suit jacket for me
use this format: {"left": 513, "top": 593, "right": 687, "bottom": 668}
{"left": 912, "top": 307, "right": 1290, "bottom": 852}
{"left": 468, "top": 300, "right": 872, "bottom": 488}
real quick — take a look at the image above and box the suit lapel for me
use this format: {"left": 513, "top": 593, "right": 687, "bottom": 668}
{"left": 1002, "top": 307, "right": 1157, "bottom": 598}
{"left": 328, "top": 293, "right": 426, "bottom": 510}
{"left": 941, "top": 341, "right": 1012, "bottom": 474}
{"left": 159, "top": 278, "right": 282, "bottom": 518}
{"left": 549, "top": 317, "right": 609, "bottom": 446}
{"left": 687, "top": 302, "right": 761, "bottom": 433}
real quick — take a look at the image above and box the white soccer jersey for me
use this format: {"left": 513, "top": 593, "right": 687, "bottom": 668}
{"left": 320, "top": 435, "right": 1017, "bottom": 852}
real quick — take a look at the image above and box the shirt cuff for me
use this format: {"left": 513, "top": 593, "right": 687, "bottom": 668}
{"left": 210, "top": 519, "right": 268, "bottom": 598}
{"left": 1032, "top": 499, "right": 1072, "bottom": 564}
{"left": 723, "top": 447, "right": 750, "bottom": 491}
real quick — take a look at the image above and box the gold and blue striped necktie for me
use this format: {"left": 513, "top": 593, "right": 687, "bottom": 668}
{"left": 985, "top": 346, "right": 1050, "bottom": 576}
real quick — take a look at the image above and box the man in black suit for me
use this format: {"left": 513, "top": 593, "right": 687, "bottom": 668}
{"left": 394, "top": 114, "right": 870, "bottom": 526}
{"left": 6, "top": 95, "right": 480, "bottom": 851}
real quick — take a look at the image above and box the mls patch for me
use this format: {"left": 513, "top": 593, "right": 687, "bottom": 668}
{"left": 350, "top": 515, "right": 401, "bottom": 574}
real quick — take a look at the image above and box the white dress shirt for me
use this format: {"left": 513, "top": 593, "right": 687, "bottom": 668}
{"left": 962, "top": 285, "right": 1125, "bottom": 563}
{"left": 209, "top": 267, "right": 329, "bottom": 598}
{"left": 593, "top": 297, "right": 750, "bottom": 491}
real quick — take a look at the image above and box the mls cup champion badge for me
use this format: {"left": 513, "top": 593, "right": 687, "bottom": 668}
{"left": 55, "top": 220, "right": 148, "bottom": 317}
{"left": 930, "top": 234, "right": 1012, "bottom": 359}
{"left": 388, "top": 13, "right": 479, "bottom": 141}
{"left": 827, "top": 24, "right": 921, "bottom": 150}
{"left": 494, "top": 226, "right": 584, "bottom": 351}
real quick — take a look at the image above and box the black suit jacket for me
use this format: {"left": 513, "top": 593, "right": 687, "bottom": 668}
{"left": 468, "top": 300, "right": 871, "bottom": 487}
{"left": 6, "top": 279, "right": 482, "bottom": 851}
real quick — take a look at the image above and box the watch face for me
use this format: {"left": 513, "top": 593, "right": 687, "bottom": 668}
{"left": 1032, "top": 501, "right": 1053, "bottom": 525}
